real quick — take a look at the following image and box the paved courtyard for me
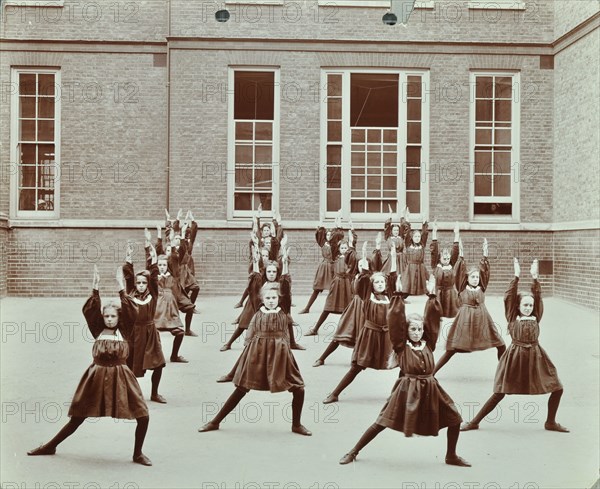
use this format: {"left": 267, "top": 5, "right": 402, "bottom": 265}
{"left": 1, "top": 293, "right": 598, "bottom": 489}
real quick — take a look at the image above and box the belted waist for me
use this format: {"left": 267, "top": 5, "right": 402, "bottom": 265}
{"left": 94, "top": 358, "right": 126, "bottom": 367}
{"left": 252, "top": 331, "right": 286, "bottom": 339}
{"left": 363, "top": 320, "right": 388, "bottom": 333}
{"left": 462, "top": 303, "right": 480, "bottom": 308}
{"left": 512, "top": 339, "right": 538, "bottom": 348}
{"left": 439, "top": 285, "right": 454, "bottom": 290}
{"left": 335, "top": 272, "right": 351, "bottom": 279}
{"left": 404, "top": 373, "right": 433, "bottom": 380}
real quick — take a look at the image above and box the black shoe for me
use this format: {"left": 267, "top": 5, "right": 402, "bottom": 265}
{"left": 339, "top": 451, "right": 357, "bottom": 465}
{"left": 290, "top": 343, "right": 306, "bottom": 350}
{"left": 292, "top": 424, "right": 312, "bottom": 436}
{"left": 27, "top": 444, "right": 56, "bottom": 456}
{"left": 133, "top": 453, "right": 152, "bottom": 466}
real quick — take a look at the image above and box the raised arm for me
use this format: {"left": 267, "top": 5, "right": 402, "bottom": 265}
{"left": 423, "top": 276, "right": 442, "bottom": 351}
{"left": 430, "top": 222, "right": 439, "bottom": 270}
{"left": 82, "top": 265, "right": 105, "bottom": 339}
{"left": 530, "top": 259, "right": 543, "bottom": 321}
{"left": 122, "top": 242, "right": 135, "bottom": 294}
{"left": 388, "top": 288, "right": 408, "bottom": 355}
{"left": 504, "top": 257, "right": 520, "bottom": 323}
{"left": 116, "top": 266, "right": 138, "bottom": 339}
{"left": 479, "top": 239, "right": 490, "bottom": 291}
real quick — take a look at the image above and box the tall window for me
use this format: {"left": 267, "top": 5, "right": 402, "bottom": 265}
{"left": 10, "top": 68, "right": 60, "bottom": 218}
{"left": 322, "top": 70, "right": 429, "bottom": 221}
{"left": 228, "top": 68, "right": 279, "bottom": 218}
{"left": 470, "top": 72, "right": 520, "bottom": 220}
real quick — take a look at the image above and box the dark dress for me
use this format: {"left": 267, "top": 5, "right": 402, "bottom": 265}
{"left": 493, "top": 278, "right": 562, "bottom": 394}
{"left": 312, "top": 226, "right": 335, "bottom": 291}
{"left": 401, "top": 222, "right": 429, "bottom": 295}
{"left": 69, "top": 290, "right": 149, "bottom": 419}
{"left": 430, "top": 239, "right": 459, "bottom": 317}
{"left": 381, "top": 217, "right": 410, "bottom": 275}
{"left": 124, "top": 255, "right": 166, "bottom": 377}
{"left": 323, "top": 229, "right": 358, "bottom": 314}
{"left": 376, "top": 295, "right": 462, "bottom": 436}
{"left": 445, "top": 257, "right": 505, "bottom": 352}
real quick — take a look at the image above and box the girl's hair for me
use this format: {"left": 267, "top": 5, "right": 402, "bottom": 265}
{"left": 441, "top": 247, "right": 451, "bottom": 257}
{"left": 466, "top": 265, "right": 479, "bottom": 276}
{"left": 391, "top": 224, "right": 400, "bottom": 231}
{"left": 338, "top": 239, "right": 349, "bottom": 247}
{"left": 517, "top": 292, "right": 535, "bottom": 304}
{"left": 260, "top": 281, "right": 280, "bottom": 298}
{"left": 265, "top": 260, "right": 280, "bottom": 271}
{"left": 370, "top": 271, "right": 386, "bottom": 284}
{"left": 405, "top": 313, "right": 424, "bottom": 329}
{"left": 102, "top": 301, "right": 121, "bottom": 316}
{"left": 261, "top": 223, "right": 271, "bottom": 231}
{"left": 157, "top": 254, "right": 168, "bottom": 262}
{"left": 135, "top": 270, "right": 151, "bottom": 280}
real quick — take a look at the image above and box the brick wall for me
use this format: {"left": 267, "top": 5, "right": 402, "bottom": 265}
{"left": 554, "top": 0, "right": 599, "bottom": 39}
{"left": 0, "top": 219, "right": 8, "bottom": 297}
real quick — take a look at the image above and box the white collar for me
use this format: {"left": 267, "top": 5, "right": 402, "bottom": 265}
{"left": 158, "top": 272, "right": 171, "bottom": 278}
{"left": 406, "top": 339, "right": 426, "bottom": 351}
{"left": 260, "top": 306, "right": 281, "bottom": 314}
{"left": 466, "top": 285, "right": 481, "bottom": 291}
{"left": 97, "top": 329, "right": 124, "bottom": 341}
{"left": 370, "top": 293, "right": 390, "bottom": 304}
{"left": 437, "top": 264, "right": 452, "bottom": 270}
{"left": 517, "top": 315, "right": 537, "bottom": 321}
{"left": 132, "top": 295, "right": 153, "bottom": 305}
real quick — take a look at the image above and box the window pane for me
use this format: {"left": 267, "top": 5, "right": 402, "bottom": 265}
{"left": 494, "top": 151, "right": 511, "bottom": 173}
{"left": 328, "top": 98, "right": 342, "bottom": 119}
{"left": 255, "top": 122, "right": 272, "bottom": 141}
{"left": 406, "top": 168, "right": 420, "bottom": 190}
{"left": 351, "top": 73, "right": 398, "bottom": 127}
{"left": 327, "top": 75, "right": 342, "bottom": 97}
{"left": 474, "top": 151, "right": 492, "bottom": 174}
{"left": 406, "top": 76, "right": 422, "bottom": 98}
{"left": 38, "top": 165, "right": 55, "bottom": 188}
{"left": 38, "top": 120, "right": 54, "bottom": 141}
{"left": 406, "top": 192, "right": 420, "bottom": 213}
{"left": 19, "top": 165, "right": 36, "bottom": 188}
{"left": 352, "top": 129, "right": 365, "bottom": 143}
{"left": 20, "top": 144, "right": 36, "bottom": 164}
{"left": 407, "top": 99, "right": 421, "bottom": 120}
{"left": 351, "top": 200, "right": 365, "bottom": 213}
{"left": 476, "top": 100, "right": 493, "bottom": 121}
{"left": 351, "top": 152, "right": 365, "bottom": 167}
{"left": 383, "top": 130, "right": 397, "bottom": 143}
{"left": 327, "top": 145, "right": 342, "bottom": 164}
{"left": 367, "top": 130, "right": 381, "bottom": 143}
{"left": 476, "top": 129, "right": 492, "bottom": 145}
{"left": 351, "top": 176, "right": 365, "bottom": 190}
{"left": 476, "top": 77, "right": 493, "bottom": 98}
{"left": 367, "top": 200, "right": 381, "bottom": 213}
{"left": 19, "top": 189, "right": 36, "bottom": 210}
{"left": 19, "top": 74, "right": 36, "bottom": 95}
{"left": 367, "top": 176, "right": 379, "bottom": 190}
{"left": 474, "top": 203, "right": 512, "bottom": 215}
{"left": 21, "top": 120, "right": 36, "bottom": 141}
{"left": 495, "top": 77, "right": 512, "bottom": 98}
{"left": 236, "top": 122, "right": 253, "bottom": 140}
{"left": 327, "top": 167, "right": 341, "bottom": 188}
{"left": 495, "top": 100, "right": 511, "bottom": 121}
{"left": 367, "top": 152, "right": 380, "bottom": 167}
{"left": 38, "top": 97, "right": 55, "bottom": 119}
{"left": 494, "top": 175, "right": 511, "bottom": 196}
{"left": 234, "top": 71, "right": 274, "bottom": 120}
{"left": 475, "top": 175, "right": 492, "bottom": 196}
{"left": 328, "top": 121, "right": 341, "bottom": 141}
{"left": 327, "top": 190, "right": 341, "bottom": 211}
{"left": 383, "top": 153, "right": 396, "bottom": 166}
{"left": 235, "top": 145, "right": 253, "bottom": 163}
{"left": 407, "top": 123, "right": 421, "bottom": 144}
{"left": 235, "top": 192, "right": 252, "bottom": 211}
{"left": 494, "top": 128, "right": 511, "bottom": 145}
{"left": 20, "top": 97, "right": 36, "bottom": 118}
{"left": 38, "top": 74, "right": 55, "bottom": 96}
{"left": 406, "top": 147, "right": 420, "bottom": 167}
{"left": 235, "top": 168, "right": 252, "bottom": 189}
{"left": 38, "top": 144, "right": 55, "bottom": 164}
{"left": 382, "top": 175, "right": 396, "bottom": 190}
{"left": 255, "top": 146, "right": 272, "bottom": 164}
{"left": 255, "top": 168, "right": 272, "bottom": 189}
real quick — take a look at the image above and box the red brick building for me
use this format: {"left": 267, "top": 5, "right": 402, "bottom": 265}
{"left": 1, "top": 0, "right": 598, "bottom": 308}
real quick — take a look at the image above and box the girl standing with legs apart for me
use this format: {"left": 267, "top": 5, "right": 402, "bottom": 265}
{"left": 199, "top": 247, "right": 311, "bottom": 436}
{"left": 124, "top": 231, "right": 168, "bottom": 403}
{"left": 339, "top": 275, "right": 470, "bottom": 467}
{"left": 28, "top": 265, "right": 152, "bottom": 466}
{"left": 461, "top": 258, "right": 568, "bottom": 433}
{"left": 433, "top": 238, "right": 505, "bottom": 375}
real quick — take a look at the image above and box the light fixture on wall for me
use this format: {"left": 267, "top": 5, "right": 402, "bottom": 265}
{"left": 215, "top": 9, "right": 230, "bottom": 22}
{"left": 384, "top": 0, "right": 417, "bottom": 26}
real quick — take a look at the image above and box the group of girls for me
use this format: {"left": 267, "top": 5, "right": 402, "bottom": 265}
{"left": 26, "top": 207, "right": 568, "bottom": 470}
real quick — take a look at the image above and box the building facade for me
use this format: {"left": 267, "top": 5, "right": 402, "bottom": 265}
{"left": 1, "top": 0, "right": 599, "bottom": 308}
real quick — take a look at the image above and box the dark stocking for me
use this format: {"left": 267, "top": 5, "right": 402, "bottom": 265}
{"left": 134, "top": 416, "right": 149, "bottom": 457}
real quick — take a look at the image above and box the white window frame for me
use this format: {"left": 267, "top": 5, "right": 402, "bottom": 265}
{"left": 320, "top": 68, "right": 430, "bottom": 224}
{"left": 227, "top": 66, "right": 280, "bottom": 220}
{"left": 317, "top": 1, "right": 434, "bottom": 8}
{"left": 10, "top": 67, "right": 61, "bottom": 220}
{"left": 469, "top": 71, "right": 521, "bottom": 223}
{"left": 468, "top": 1, "right": 525, "bottom": 10}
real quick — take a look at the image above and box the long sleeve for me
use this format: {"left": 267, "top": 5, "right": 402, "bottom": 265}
{"left": 82, "top": 289, "right": 105, "bottom": 339}
{"left": 345, "top": 247, "right": 358, "bottom": 275}
{"left": 155, "top": 237, "right": 165, "bottom": 256}
{"left": 532, "top": 279, "right": 543, "bottom": 321}
{"left": 278, "top": 274, "right": 292, "bottom": 315}
{"left": 315, "top": 226, "right": 327, "bottom": 248}
{"left": 454, "top": 257, "right": 467, "bottom": 292}
{"left": 387, "top": 294, "right": 408, "bottom": 354}
{"left": 504, "top": 276, "right": 520, "bottom": 323}
{"left": 371, "top": 249, "right": 383, "bottom": 272}
{"left": 244, "top": 314, "right": 257, "bottom": 345}
{"left": 430, "top": 239, "right": 439, "bottom": 270}
{"left": 118, "top": 290, "right": 139, "bottom": 340}
{"left": 479, "top": 257, "right": 490, "bottom": 292}
{"left": 146, "top": 259, "right": 159, "bottom": 300}
{"left": 187, "top": 221, "right": 198, "bottom": 249}
{"left": 248, "top": 272, "right": 264, "bottom": 312}
{"left": 123, "top": 261, "right": 135, "bottom": 295}
{"left": 385, "top": 271, "right": 398, "bottom": 296}
{"left": 423, "top": 294, "right": 442, "bottom": 352}
{"left": 383, "top": 217, "right": 393, "bottom": 241}
{"left": 354, "top": 271, "right": 372, "bottom": 301}
{"left": 450, "top": 241, "right": 459, "bottom": 267}
{"left": 420, "top": 221, "right": 429, "bottom": 247}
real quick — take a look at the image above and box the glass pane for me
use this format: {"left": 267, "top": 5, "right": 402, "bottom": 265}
{"left": 494, "top": 175, "right": 511, "bottom": 196}
{"left": 494, "top": 129, "right": 511, "bottom": 145}
{"left": 21, "top": 120, "right": 36, "bottom": 141}
{"left": 19, "top": 165, "right": 36, "bottom": 188}
{"left": 327, "top": 190, "right": 341, "bottom": 212}
{"left": 351, "top": 176, "right": 365, "bottom": 190}
{"left": 406, "top": 147, "right": 420, "bottom": 168}
{"left": 236, "top": 122, "right": 253, "bottom": 140}
{"left": 38, "top": 165, "right": 55, "bottom": 188}
{"left": 327, "top": 167, "right": 341, "bottom": 188}
{"left": 255, "top": 168, "right": 272, "bottom": 189}
{"left": 476, "top": 100, "right": 493, "bottom": 121}
{"left": 235, "top": 145, "right": 253, "bottom": 163}
{"left": 255, "top": 122, "right": 272, "bottom": 141}
{"left": 351, "top": 152, "right": 365, "bottom": 167}
{"left": 407, "top": 122, "right": 421, "bottom": 144}
{"left": 352, "top": 129, "right": 365, "bottom": 143}
{"left": 37, "top": 190, "right": 54, "bottom": 210}
{"left": 476, "top": 129, "right": 492, "bottom": 145}
{"left": 255, "top": 146, "right": 272, "bottom": 164}
{"left": 38, "top": 120, "right": 54, "bottom": 141}
{"left": 406, "top": 192, "right": 420, "bottom": 213}
{"left": 38, "top": 74, "right": 55, "bottom": 96}
{"left": 383, "top": 153, "right": 396, "bottom": 166}
{"left": 495, "top": 77, "right": 512, "bottom": 98}
{"left": 406, "top": 169, "right": 420, "bottom": 190}
{"left": 351, "top": 73, "right": 398, "bottom": 127}
{"left": 367, "top": 176, "right": 380, "bottom": 190}
{"left": 20, "top": 144, "right": 36, "bottom": 164}
{"left": 19, "top": 74, "right": 36, "bottom": 95}
{"left": 383, "top": 144, "right": 396, "bottom": 153}
{"left": 20, "top": 97, "right": 36, "bottom": 118}
{"left": 328, "top": 98, "right": 342, "bottom": 119}
{"left": 19, "top": 189, "right": 36, "bottom": 210}
{"left": 474, "top": 151, "right": 492, "bottom": 174}
{"left": 327, "top": 75, "right": 342, "bottom": 97}
{"left": 495, "top": 100, "right": 511, "bottom": 121}
{"left": 367, "top": 200, "right": 381, "bottom": 213}
{"left": 235, "top": 193, "right": 252, "bottom": 211}
{"left": 475, "top": 175, "right": 492, "bottom": 196}
{"left": 235, "top": 167, "right": 252, "bottom": 189}
{"left": 494, "top": 151, "right": 511, "bottom": 173}
{"left": 383, "top": 165, "right": 396, "bottom": 175}
{"left": 327, "top": 145, "right": 342, "bottom": 164}
{"left": 474, "top": 203, "right": 512, "bottom": 215}
{"left": 38, "top": 97, "right": 55, "bottom": 119}
{"left": 407, "top": 99, "right": 421, "bottom": 120}
{"left": 256, "top": 193, "right": 272, "bottom": 211}
{"left": 383, "top": 130, "right": 397, "bottom": 143}
{"left": 38, "top": 144, "right": 55, "bottom": 164}
{"left": 328, "top": 121, "right": 341, "bottom": 141}
{"left": 367, "top": 152, "right": 380, "bottom": 167}
{"left": 367, "top": 130, "right": 381, "bottom": 143}
{"left": 382, "top": 175, "right": 396, "bottom": 190}
{"left": 351, "top": 200, "right": 365, "bottom": 213}
{"left": 234, "top": 71, "right": 275, "bottom": 120}
{"left": 407, "top": 76, "right": 422, "bottom": 98}
{"left": 476, "top": 77, "right": 493, "bottom": 99}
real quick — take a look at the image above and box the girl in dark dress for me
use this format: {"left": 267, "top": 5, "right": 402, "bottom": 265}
{"left": 430, "top": 221, "right": 460, "bottom": 318}
{"left": 338, "top": 275, "right": 470, "bottom": 467}
{"left": 123, "top": 231, "right": 167, "bottom": 403}
{"left": 461, "top": 258, "right": 568, "bottom": 433}
{"left": 199, "top": 254, "right": 311, "bottom": 436}
{"left": 27, "top": 266, "right": 152, "bottom": 466}
{"left": 380, "top": 204, "right": 410, "bottom": 276}
{"left": 401, "top": 214, "right": 429, "bottom": 297}
{"left": 433, "top": 238, "right": 506, "bottom": 375}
